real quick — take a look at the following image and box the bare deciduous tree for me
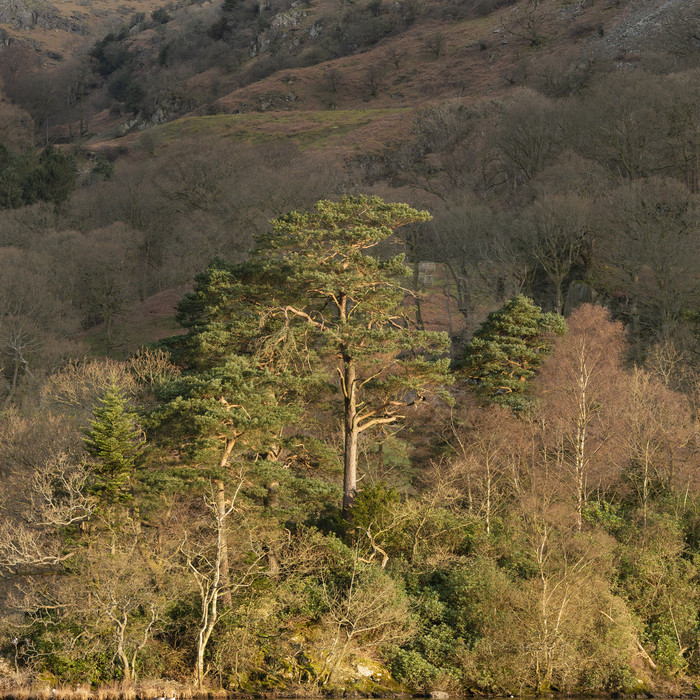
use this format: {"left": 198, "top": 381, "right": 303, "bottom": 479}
{"left": 0, "top": 454, "right": 94, "bottom": 577}
{"left": 180, "top": 477, "right": 264, "bottom": 688}
{"left": 318, "top": 559, "right": 412, "bottom": 684}
{"left": 536, "top": 305, "right": 627, "bottom": 530}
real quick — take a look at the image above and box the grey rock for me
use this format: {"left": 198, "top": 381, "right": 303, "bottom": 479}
{"left": 0, "top": 0, "right": 87, "bottom": 32}
{"left": 270, "top": 8, "right": 302, "bottom": 30}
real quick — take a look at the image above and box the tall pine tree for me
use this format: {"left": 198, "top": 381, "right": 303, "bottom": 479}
{"left": 258, "top": 195, "right": 452, "bottom": 516}
{"left": 158, "top": 196, "right": 452, "bottom": 519}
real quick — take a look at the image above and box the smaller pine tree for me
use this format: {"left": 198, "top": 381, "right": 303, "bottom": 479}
{"left": 31, "top": 145, "right": 77, "bottom": 206}
{"left": 83, "top": 380, "right": 145, "bottom": 502}
{"left": 459, "top": 295, "right": 566, "bottom": 409}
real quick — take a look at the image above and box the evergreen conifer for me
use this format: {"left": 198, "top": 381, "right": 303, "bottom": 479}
{"left": 460, "top": 294, "right": 566, "bottom": 409}
{"left": 83, "top": 380, "right": 145, "bottom": 501}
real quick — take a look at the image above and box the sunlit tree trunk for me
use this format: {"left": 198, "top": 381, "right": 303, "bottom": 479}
{"left": 573, "top": 343, "right": 590, "bottom": 532}
{"left": 214, "top": 478, "right": 232, "bottom": 608}
{"left": 342, "top": 356, "right": 358, "bottom": 518}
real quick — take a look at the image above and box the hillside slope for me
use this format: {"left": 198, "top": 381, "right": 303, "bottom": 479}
{"left": 2, "top": 0, "right": 697, "bottom": 149}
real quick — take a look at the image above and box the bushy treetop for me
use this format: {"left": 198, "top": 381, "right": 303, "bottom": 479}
{"left": 459, "top": 294, "right": 566, "bottom": 408}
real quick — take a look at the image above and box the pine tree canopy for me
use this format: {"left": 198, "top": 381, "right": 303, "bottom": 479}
{"left": 460, "top": 295, "right": 567, "bottom": 408}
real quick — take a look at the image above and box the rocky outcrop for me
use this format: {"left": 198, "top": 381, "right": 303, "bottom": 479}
{"left": 118, "top": 93, "right": 198, "bottom": 133}
{"left": 594, "top": 0, "right": 697, "bottom": 57}
{"left": 253, "top": 90, "right": 300, "bottom": 110}
{"left": 0, "top": 0, "right": 88, "bottom": 32}
{"left": 249, "top": 1, "right": 310, "bottom": 56}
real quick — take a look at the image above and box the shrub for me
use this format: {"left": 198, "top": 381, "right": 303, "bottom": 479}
{"left": 152, "top": 7, "right": 171, "bottom": 24}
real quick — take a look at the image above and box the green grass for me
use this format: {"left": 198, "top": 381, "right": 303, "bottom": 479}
{"left": 158, "top": 108, "right": 410, "bottom": 150}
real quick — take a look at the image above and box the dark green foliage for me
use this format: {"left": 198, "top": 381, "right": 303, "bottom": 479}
{"left": 91, "top": 155, "right": 115, "bottom": 180}
{"left": 166, "top": 257, "right": 296, "bottom": 370}
{"left": 124, "top": 81, "right": 146, "bottom": 112}
{"left": 458, "top": 295, "right": 566, "bottom": 409}
{"left": 338, "top": 9, "right": 392, "bottom": 52}
{"left": 32, "top": 145, "right": 77, "bottom": 205}
{"left": 153, "top": 355, "right": 301, "bottom": 471}
{"left": 0, "top": 144, "right": 28, "bottom": 209}
{"left": 219, "top": 0, "right": 259, "bottom": 30}
{"left": 129, "top": 12, "right": 146, "bottom": 28}
{"left": 83, "top": 380, "right": 145, "bottom": 502}
{"left": 151, "top": 7, "right": 171, "bottom": 24}
{"left": 154, "top": 258, "right": 311, "bottom": 483}
{"left": 583, "top": 500, "right": 625, "bottom": 535}
{"left": 388, "top": 644, "right": 445, "bottom": 690}
{"left": 30, "top": 622, "right": 116, "bottom": 685}
{"left": 158, "top": 43, "right": 170, "bottom": 66}
{"left": 352, "top": 483, "right": 401, "bottom": 530}
{"left": 319, "top": 2, "right": 393, "bottom": 58}
{"left": 107, "top": 67, "right": 134, "bottom": 102}
{"left": 615, "top": 515, "right": 698, "bottom": 675}
{"left": 89, "top": 24, "right": 147, "bottom": 111}
{"left": 207, "top": 17, "right": 231, "bottom": 41}
{"left": 248, "top": 460, "right": 342, "bottom": 525}
{"left": 90, "top": 32, "right": 131, "bottom": 77}
{"left": 0, "top": 144, "right": 76, "bottom": 209}
{"left": 388, "top": 575, "right": 467, "bottom": 688}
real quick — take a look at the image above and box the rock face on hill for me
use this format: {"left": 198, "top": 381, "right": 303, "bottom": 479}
{"left": 596, "top": 0, "right": 699, "bottom": 56}
{"left": 0, "top": 0, "right": 87, "bottom": 32}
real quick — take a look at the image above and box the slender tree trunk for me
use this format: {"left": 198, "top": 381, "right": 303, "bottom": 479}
{"left": 574, "top": 351, "right": 589, "bottom": 532}
{"left": 116, "top": 617, "right": 132, "bottom": 683}
{"left": 339, "top": 290, "right": 359, "bottom": 520}
{"left": 192, "top": 479, "right": 248, "bottom": 688}
{"left": 485, "top": 456, "right": 492, "bottom": 536}
{"left": 554, "top": 277, "right": 563, "bottom": 315}
{"left": 196, "top": 596, "right": 218, "bottom": 688}
{"left": 214, "top": 479, "right": 232, "bottom": 608}
{"left": 630, "top": 291, "right": 642, "bottom": 362}
{"left": 195, "top": 506, "right": 223, "bottom": 688}
{"left": 443, "top": 285, "right": 454, "bottom": 337}
{"left": 216, "top": 440, "right": 236, "bottom": 608}
{"left": 264, "top": 480, "right": 281, "bottom": 575}
{"left": 10, "top": 359, "right": 19, "bottom": 394}
{"left": 411, "top": 255, "right": 425, "bottom": 330}
{"left": 343, "top": 356, "right": 358, "bottom": 519}
{"left": 641, "top": 440, "right": 651, "bottom": 527}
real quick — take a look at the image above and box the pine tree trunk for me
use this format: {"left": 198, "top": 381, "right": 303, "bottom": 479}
{"left": 214, "top": 479, "right": 232, "bottom": 608}
{"left": 342, "top": 358, "right": 358, "bottom": 519}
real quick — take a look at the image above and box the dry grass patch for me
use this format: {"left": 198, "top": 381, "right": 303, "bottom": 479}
{"left": 0, "top": 683, "right": 198, "bottom": 700}
{"left": 157, "top": 108, "right": 410, "bottom": 154}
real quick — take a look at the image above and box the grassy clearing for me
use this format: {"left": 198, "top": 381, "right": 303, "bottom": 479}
{"left": 79, "top": 291, "right": 183, "bottom": 360}
{"left": 80, "top": 316, "right": 182, "bottom": 360}
{"left": 158, "top": 109, "right": 410, "bottom": 151}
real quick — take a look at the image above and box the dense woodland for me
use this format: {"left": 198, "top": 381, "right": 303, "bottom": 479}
{"left": 1, "top": 0, "right": 700, "bottom": 695}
